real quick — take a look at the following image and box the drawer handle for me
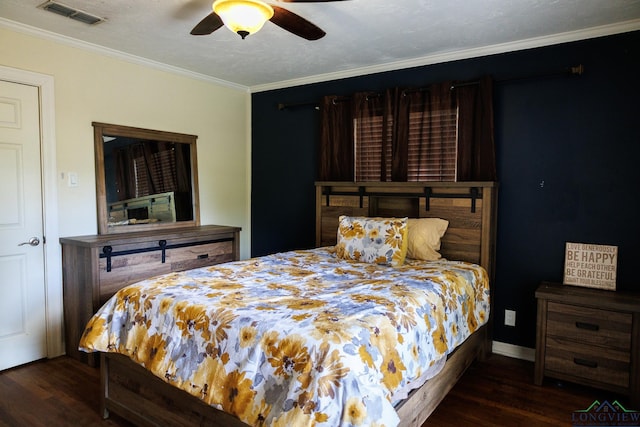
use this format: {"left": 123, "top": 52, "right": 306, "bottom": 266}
{"left": 575, "top": 321, "right": 599, "bottom": 331}
{"left": 574, "top": 357, "right": 598, "bottom": 369}
{"left": 197, "top": 254, "right": 209, "bottom": 260}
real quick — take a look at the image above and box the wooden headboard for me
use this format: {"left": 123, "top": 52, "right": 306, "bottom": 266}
{"left": 315, "top": 181, "right": 498, "bottom": 280}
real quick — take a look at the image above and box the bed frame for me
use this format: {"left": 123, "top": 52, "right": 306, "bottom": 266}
{"left": 98, "top": 181, "right": 498, "bottom": 427}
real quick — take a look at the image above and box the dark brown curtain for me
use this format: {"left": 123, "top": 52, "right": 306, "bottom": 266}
{"left": 140, "top": 142, "right": 159, "bottom": 194}
{"left": 175, "top": 143, "right": 191, "bottom": 193}
{"left": 455, "top": 75, "right": 496, "bottom": 181}
{"left": 318, "top": 96, "right": 354, "bottom": 181}
{"left": 381, "top": 88, "right": 408, "bottom": 181}
{"left": 318, "top": 75, "right": 496, "bottom": 182}
{"left": 114, "top": 148, "right": 133, "bottom": 201}
{"left": 396, "top": 82, "right": 454, "bottom": 181}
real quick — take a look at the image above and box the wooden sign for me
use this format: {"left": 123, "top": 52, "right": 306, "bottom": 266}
{"left": 564, "top": 242, "right": 618, "bottom": 290}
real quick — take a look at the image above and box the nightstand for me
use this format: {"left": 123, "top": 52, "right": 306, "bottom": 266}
{"left": 534, "top": 282, "right": 640, "bottom": 407}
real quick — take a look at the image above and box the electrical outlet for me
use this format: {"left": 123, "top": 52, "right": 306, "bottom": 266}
{"left": 505, "top": 309, "right": 516, "bottom": 327}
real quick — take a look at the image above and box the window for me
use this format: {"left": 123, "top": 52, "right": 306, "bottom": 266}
{"left": 354, "top": 106, "right": 458, "bottom": 182}
{"left": 355, "top": 114, "right": 391, "bottom": 181}
{"left": 319, "top": 76, "right": 495, "bottom": 183}
{"left": 406, "top": 108, "right": 458, "bottom": 181}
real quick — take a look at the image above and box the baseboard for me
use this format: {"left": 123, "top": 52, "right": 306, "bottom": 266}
{"left": 492, "top": 341, "right": 535, "bottom": 362}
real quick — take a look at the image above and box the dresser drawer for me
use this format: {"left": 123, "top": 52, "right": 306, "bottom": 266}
{"left": 98, "top": 239, "right": 236, "bottom": 303}
{"left": 98, "top": 250, "right": 169, "bottom": 302}
{"left": 545, "top": 336, "right": 630, "bottom": 389}
{"left": 546, "top": 301, "right": 632, "bottom": 351}
{"left": 167, "top": 240, "right": 235, "bottom": 270}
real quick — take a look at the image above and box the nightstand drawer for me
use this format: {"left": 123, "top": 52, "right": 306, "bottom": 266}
{"left": 547, "top": 301, "right": 632, "bottom": 351}
{"left": 545, "top": 336, "right": 630, "bottom": 389}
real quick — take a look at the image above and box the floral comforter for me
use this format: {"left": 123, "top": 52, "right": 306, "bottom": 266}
{"left": 79, "top": 247, "right": 489, "bottom": 427}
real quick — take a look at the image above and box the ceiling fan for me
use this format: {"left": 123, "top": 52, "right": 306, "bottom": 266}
{"left": 190, "top": 0, "right": 347, "bottom": 40}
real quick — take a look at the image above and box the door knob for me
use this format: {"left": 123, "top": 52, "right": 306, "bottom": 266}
{"left": 18, "top": 237, "right": 40, "bottom": 247}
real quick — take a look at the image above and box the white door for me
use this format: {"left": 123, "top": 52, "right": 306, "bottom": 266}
{"left": 0, "top": 80, "right": 47, "bottom": 371}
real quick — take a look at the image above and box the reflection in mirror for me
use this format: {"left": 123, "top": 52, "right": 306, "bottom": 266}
{"left": 93, "top": 122, "right": 200, "bottom": 234}
{"left": 103, "top": 136, "right": 193, "bottom": 222}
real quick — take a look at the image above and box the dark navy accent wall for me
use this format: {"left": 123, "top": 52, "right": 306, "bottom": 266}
{"left": 251, "top": 30, "right": 640, "bottom": 348}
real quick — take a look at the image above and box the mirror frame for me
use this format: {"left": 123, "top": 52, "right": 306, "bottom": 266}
{"left": 93, "top": 122, "right": 200, "bottom": 234}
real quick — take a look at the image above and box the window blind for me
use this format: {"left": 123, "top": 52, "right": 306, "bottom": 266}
{"left": 133, "top": 149, "right": 177, "bottom": 197}
{"left": 355, "top": 107, "right": 457, "bottom": 182}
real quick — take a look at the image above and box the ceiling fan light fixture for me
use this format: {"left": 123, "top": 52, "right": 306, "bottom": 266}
{"left": 213, "top": 0, "right": 274, "bottom": 39}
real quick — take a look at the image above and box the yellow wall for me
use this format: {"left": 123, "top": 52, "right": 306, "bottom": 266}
{"left": 0, "top": 27, "right": 251, "bottom": 258}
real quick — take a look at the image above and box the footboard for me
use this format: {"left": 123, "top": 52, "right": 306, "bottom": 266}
{"left": 100, "top": 323, "right": 489, "bottom": 427}
{"left": 101, "top": 352, "right": 247, "bottom": 427}
{"left": 396, "top": 324, "right": 488, "bottom": 426}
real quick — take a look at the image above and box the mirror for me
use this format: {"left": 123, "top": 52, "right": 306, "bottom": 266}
{"left": 93, "top": 122, "right": 200, "bottom": 234}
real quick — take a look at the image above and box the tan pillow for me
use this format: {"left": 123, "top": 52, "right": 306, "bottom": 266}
{"left": 406, "top": 218, "right": 449, "bottom": 261}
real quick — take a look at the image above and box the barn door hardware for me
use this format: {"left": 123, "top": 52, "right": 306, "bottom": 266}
{"left": 321, "top": 185, "right": 481, "bottom": 213}
{"left": 99, "top": 238, "right": 234, "bottom": 272}
{"left": 159, "top": 240, "right": 167, "bottom": 263}
{"left": 103, "top": 246, "right": 113, "bottom": 272}
{"left": 423, "top": 187, "right": 480, "bottom": 213}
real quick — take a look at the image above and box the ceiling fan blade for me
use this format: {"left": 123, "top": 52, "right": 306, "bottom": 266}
{"left": 190, "top": 11, "right": 224, "bottom": 35}
{"left": 270, "top": 5, "right": 325, "bottom": 40}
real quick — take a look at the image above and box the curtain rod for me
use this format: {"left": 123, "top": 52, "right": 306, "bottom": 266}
{"left": 277, "top": 101, "right": 319, "bottom": 111}
{"left": 450, "top": 64, "right": 584, "bottom": 89}
{"left": 277, "top": 64, "right": 584, "bottom": 110}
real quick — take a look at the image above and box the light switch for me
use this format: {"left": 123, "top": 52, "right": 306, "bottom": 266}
{"left": 68, "top": 172, "right": 78, "bottom": 187}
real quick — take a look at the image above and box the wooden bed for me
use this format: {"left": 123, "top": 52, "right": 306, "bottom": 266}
{"left": 98, "top": 181, "right": 498, "bottom": 427}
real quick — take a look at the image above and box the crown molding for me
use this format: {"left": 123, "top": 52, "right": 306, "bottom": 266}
{"left": 2, "top": 16, "right": 638, "bottom": 94}
{"left": 250, "top": 18, "right": 640, "bottom": 93}
{"left": 0, "top": 17, "right": 250, "bottom": 93}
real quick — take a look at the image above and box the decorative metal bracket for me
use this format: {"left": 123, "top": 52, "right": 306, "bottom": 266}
{"left": 99, "top": 237, "right": 233, "bottom": 272}
{"left": 159, "top": 240, "right": 167, "bottom": 263}
{"left": 103, "top": 246, "right": 113, "bottom": 272}
{"left": 423, "top": 186, "right": 479, "bottom": 213}
{"left": 321, "top": 185, "right": 481, "bottom": 213}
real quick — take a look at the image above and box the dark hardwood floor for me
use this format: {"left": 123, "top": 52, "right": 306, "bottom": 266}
{"left": 0, "top": 356, "right": 132, "bottom": 427}
{"left": 426, "top": 355, "right": 629, "bottom": 426}
{"left": 0, "top": 354, "right": 630, "bottom": 426}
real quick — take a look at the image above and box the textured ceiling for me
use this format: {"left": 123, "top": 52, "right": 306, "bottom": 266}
{"left": 2, "top": 0, "right": 640, "bottom": 91}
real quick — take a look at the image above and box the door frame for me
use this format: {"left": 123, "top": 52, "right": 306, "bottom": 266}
{"left": 0, "top": 65, "right": 63, "bottom": 358}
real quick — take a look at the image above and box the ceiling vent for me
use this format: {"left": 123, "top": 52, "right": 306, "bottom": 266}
{"left": 38, "top": 1, "right": 105, "bottom": 25}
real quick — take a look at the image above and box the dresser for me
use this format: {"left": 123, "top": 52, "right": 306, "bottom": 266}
{"left": 60, "top": 225, "right": 241, "bottom": 365}
{"left": 534, "top": 282, "right": 640, "bottom": 406}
